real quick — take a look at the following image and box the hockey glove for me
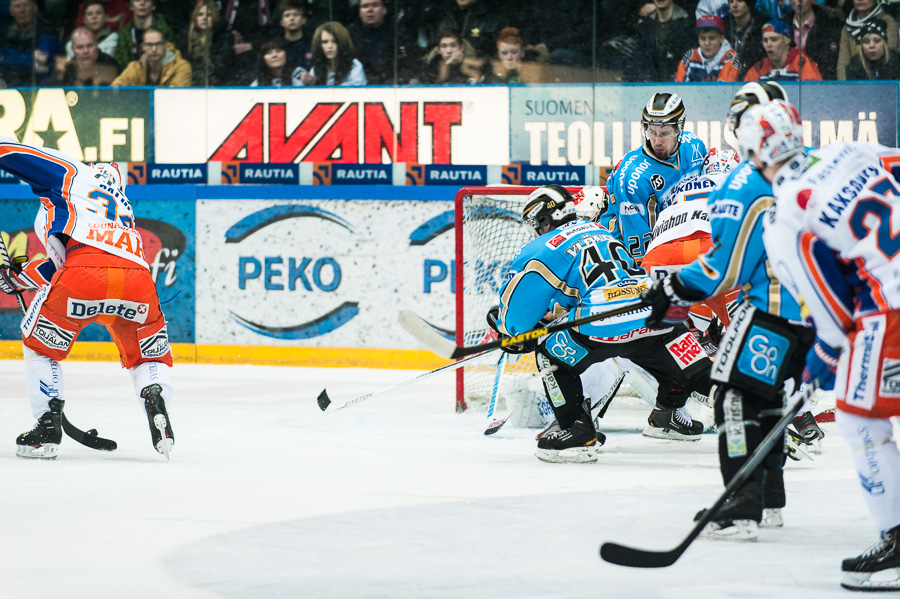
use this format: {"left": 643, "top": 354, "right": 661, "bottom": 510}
{"left": 0, "top": 255, "right": 31, "bottom": 295}
{"left": 486, "top": 305, "right": 536, "bottom": 355}
{"left": 802, "top": 337, "right": 840, "bottom": 391}
{"left": 641, "top": 275, "right": 705, "bottom": 330}
{"left": 695, "top": 316, "right": 724, "bottom": 356}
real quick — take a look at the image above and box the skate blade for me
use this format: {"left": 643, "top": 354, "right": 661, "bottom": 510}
{"left": 641, "top": 426, "right": 701, "bottom": 441}
{"left": 153, "top": 415, "right": 171, "bottom": 461}
{"left": 698, "top": 520, "right": 758, "bottom": 542}
{"left": 841, "top": 568, "right": 900, "bottom": 591}
{"left": 534, "top": 446, "right": 598, "bottom": 464}
{"left": 16, "top": 443, "right": 59, "bottom": 459}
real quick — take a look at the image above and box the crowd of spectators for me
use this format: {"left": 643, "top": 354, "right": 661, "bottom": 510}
{"left": 0, "top": 0, "right": 898, "bottom": 88}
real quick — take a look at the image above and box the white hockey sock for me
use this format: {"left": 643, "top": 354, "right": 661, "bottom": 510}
{"left": 24, "top": 347, "right": 63, "bottom": 419}
{"left": 130, "top": 361, "right": 173, "bottom": 406}
{"left": 837, "top": 410, "right": 900, "bottom": 532}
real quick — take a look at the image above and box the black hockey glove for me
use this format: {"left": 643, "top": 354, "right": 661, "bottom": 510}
{"left": 486, "top": 305, "right": 536, "bottom": 355}
{"left": 695, "top": 316, "right": 724, "bottom": 356}
{"left": 641, "top": 275, "right": 705, "bottom": 330}
{"left": 0, "top": 255, "right": 31, "bottom": 295}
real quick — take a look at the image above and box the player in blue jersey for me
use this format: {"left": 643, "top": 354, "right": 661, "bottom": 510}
{"left": 492, "top": 185, "right": 712, "bottom": 464}
{"left": 640, "top": 82, "right": 815, "bottom": 541}
{"left": 599, "top": 92, "right": 707, "bottom": 263}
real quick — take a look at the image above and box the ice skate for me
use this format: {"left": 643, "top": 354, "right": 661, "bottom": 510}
{"left": 842, "top": 525, "right": 900, "bottom": 591}
{"left": 142, "top": 384, "right": 174, "bottom": 459}
{"left": 760, "top": 508, "right": 783, "bottom": 528}
{"left": 535, "top": 418, "right": 603, "bottom": 464}
{"left": 642, "top": 406, "right": 703, "bottom": 441}
{"left": 788, "top": 411, "right": 824, "bottom": 455}
{"left": 16, "top": 399, "right": 63, "bottom": 460}
{"left": 697, "top": 481, "right": 762, "bottom": 542}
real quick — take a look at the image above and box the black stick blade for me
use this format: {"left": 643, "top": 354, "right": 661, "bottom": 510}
{"left": 317, "top": 389, "right": 332, "bottom": 411}
{"left": 483, "top": 418, "right": 507, "bottom": 436}
{"left": 599, "top": 542, "right": 680, "bottom": 568}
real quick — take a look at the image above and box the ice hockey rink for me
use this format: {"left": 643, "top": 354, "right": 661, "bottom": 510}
{"left": 0, "top": 359, "right": 875, "bottom": 599}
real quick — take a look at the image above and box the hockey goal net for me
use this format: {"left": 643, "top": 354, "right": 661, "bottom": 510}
{"left": 454, "top": 186, "right": 585, "bottom": 412}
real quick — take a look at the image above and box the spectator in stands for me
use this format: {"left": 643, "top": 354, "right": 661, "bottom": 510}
{"left": 221, "top": 0, "right": 271, "bottom": 86}
{"left": 0, "top": 0, "right": 62, "bottom": 86}
{"left": 724, "top": 0, "right": 767, "bottom": 77}
{"left": 180, "top": 1, "right": 234, "bottom": 86}
{"left": 837, "top": 0, "right": 899, "bottom": 79}
{"left": 418, "top": 27, "right": 482, "bottom": 83}
{"left": 299, "top": 21, "right": 366, "bottom": 86}
{"left": 744, "top": 18, "right": 823, "bottom": 79}
{"left": 59, "top": 26, "right": 119, "bottom": 85}
{"left": 630, "top": 0, "right": 695, "bottom": 81}
{"left": 275, "top": 0, "right": 311, "bottom": 71}
{"left": 75, "top": 0, "right": 131, "bottom": 33}
{"left": 518, "top": 0, "right": 592, "bottom": 66}
{"left": 112, "top": 26, "right": 190, "bottom": 86}
{"left": 483, "top": 26, "right": 530, "bottom": 82}
{"left": 434, "top": 0, "right": 504, "bottom": 60}
{"left": 675, "top": 15, "right": 741, "bottom": 80}
{"left": 696, "top": 0, "right": 729, "bottom": 18}
{"left": 66, "top": 1, "right": 118, "bottom": 59}
{"left": 305, "top": 0, "right": 355, "bottom": 29}
{"left": 784, "top": 0, "right": 844, "bottom": 79}
{"left": 347, "top": 0, "right": 418, "bottom": 84}
{"left": 154, "top": 0, "right": 191, "bottom": 35}
{"left": 114, "top": 0, "right": 175, "bottom": 69}
{"left": 252, "top": 36, "right": 305, "bottom": 86}
{"left": 755, "top": 0, "right": 792, "bottom": 19}
{"left": 845, "top": 18, "right": 900, "bottom": 78}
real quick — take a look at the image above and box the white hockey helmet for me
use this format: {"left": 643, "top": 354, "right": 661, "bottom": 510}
{"left": 726, "top": 81, "right": 788, "bottom": 132}
{"left": 736, "top": 100, "right": 804, "bottom": 168}
{"left": 90, "top": 162, "right": 125, "bottom": 194}
{"left": 573, "top": 186, "right": 608, "bottom": 222}
{"left": 701, "top": 148, "right": 740, "bottom": 176}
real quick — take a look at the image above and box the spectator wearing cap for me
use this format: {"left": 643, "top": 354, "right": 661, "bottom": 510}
{"left": 845, "top": 18, "right": 900, "bottom": 78}
{"left": 837, "top": 0, "right": 899, "bottom": 79}
{"left": 744, "top": 19, "right": 823, "bottom": 79}
{"left": 630, "top": 0, "right": 695, "bottom": 81}
{"left": 783, "top": 0, "right": 844, "bottom": 79}
{"left": 675, "top": 15, "right": 741, "bottom": 80}
{"left": 724, "top": 0, "right": 767, "bottom": 78}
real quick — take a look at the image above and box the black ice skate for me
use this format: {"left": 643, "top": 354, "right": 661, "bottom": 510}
{"left": 643, "top": 406, "right": 703, "bottom": 441}
{"left": 788, "top": 411, "right": 824, "bottom": 455}
{"left": 16, "top": 398, "right": 64, "bottom": 459}
{"left": 842, "top": 525, "right": 900, "bottom": 591}
{"left": 142, "top": 384, "right": 174, "bottom": 460}
{"left": 535, "top": 418, "right": 603, "bottom": 464}
{"left": 696, "top": 480, "right": 763, "bottom": 542}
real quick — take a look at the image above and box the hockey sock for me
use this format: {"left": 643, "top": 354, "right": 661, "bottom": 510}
{"left": 837, "top": 411, "right": 900, "bottom": 532}
{"left": 24, "top": 347, "right": 63, "bottom": 419}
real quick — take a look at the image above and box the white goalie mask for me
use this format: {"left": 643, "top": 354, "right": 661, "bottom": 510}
{"left": 573, "top": 186, "right": 608, "bottom": 222}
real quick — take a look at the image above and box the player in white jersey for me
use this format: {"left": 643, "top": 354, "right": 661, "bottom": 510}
{"left": 743, "top": 99, "right": 900, "bottom": 591}
{"left": 643, "top": 147, "right": 741, "bottom": 351}
{"left": 0, "top": 138, "right": 175, "bottom": 459}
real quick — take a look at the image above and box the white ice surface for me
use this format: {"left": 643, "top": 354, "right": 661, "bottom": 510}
{"left": 0, "top": 360, "right": 874, "bottom": 598}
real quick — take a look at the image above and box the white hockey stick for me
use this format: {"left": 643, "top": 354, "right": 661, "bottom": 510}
{"left": 317, "top": 348, "right": 500, "bottom": 412}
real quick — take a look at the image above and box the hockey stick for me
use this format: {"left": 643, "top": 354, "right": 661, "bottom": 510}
{"left": 485, "top": 352, "right": 506, "bottom": 421}
{"left": 399, "top": 301, "right": 648, "bottom": 360}
{"left": 599, "top": 379, "right": 820, "bottom": 568}
{"left": 317, "top": 348, "right": 501, "bottom": 412}
{"left": 484, "top": 406, "right": 516, "bottom": 436}
{"left": 0, "top": 235, "right": 117, "bottom": 452}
